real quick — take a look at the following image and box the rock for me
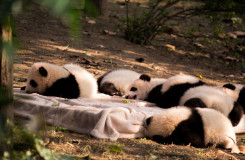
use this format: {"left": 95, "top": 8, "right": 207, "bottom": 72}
{"left": 193, "top": 42, "right": 205, "bottom": 49}
{"left": 103, "top": 30, "right": 116, "bottom": 36}
{"left": 218, "top": 33, "right": 226, "bottom": 39}
{"left": 87, "top": 20, "right": 96, "bottom": 24}
{"left": 227, "top": 32, "right": 237, "bottom": 39}
{"left": 164, "top": 44, "right": 175, "bottom": 51}
{"left": 233, "top": 31, "right": 245, "bottom": 37}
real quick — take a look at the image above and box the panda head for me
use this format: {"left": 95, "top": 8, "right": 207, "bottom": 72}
{"left": 125, "top": 74, "right": 152, "bottom": 100}
{"left": 25, "top": 63, "right": 49, "bottom": 94}
{"left": 221, "top": 84, "right": 245, "bottom": 110}
{"left": 25, "top": 63, "right": 69, "bottom": 94}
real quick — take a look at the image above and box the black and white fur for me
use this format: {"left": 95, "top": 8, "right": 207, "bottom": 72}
{"left": 23, "top": 62, "right": 97, "bottom": 98}
{"left": 125, "top": 74, "right": 166, "bottom": 100}
{"left": 126, "top": 74, "right": 204, "bottom": 108}
{"left": 179, "top": 85, "right": 244, "bottom": 126}
{"left": 144, "top": 106, "right": 240, "bottom": 153}
{"left": 97, "top": 69, "right": 140, "bottom": 96}
{"left": 217, "top": 83, "right": 245, "bottom": 111}
{"left": 154, "top": 74, "right": 205, "bottom": 108}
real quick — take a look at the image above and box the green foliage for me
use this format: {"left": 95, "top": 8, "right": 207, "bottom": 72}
{"left": 125, "top": 0, "right": 244, "bottom": 45}
{"left": 107, "top": 145, "right": 123, "bottom": 153}
{"left": 125, "top": 0, "right": 200, "bottom": 45}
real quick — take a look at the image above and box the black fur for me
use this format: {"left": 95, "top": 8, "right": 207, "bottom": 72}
{"left": 184, "top": 98, "right": 207, "bottom": 108}
{"left": 39, "top": 67, "right": 48, "bottom": 77}
{"left": 150, "top": 109, "right": 205, "bottom": 147}
{"left": 139, "top": 74, "right": 151, "bottom": 81}
{"left": 149, "top": 81, "right": 205, "bottom": 108}
{"left": 30, "top": 80, "right": 38, "bottom": 88}
{"left": 43, "top": 74, "right": 80, "bottom": 98}
{"left": 146, "top": 84, "right": 163, "bottom": 103}
{"left": 228, "top": 102, "right": 244, "bottom": 126}
{"left": 223, "top": 84, "right": 236, "bottom": 90}
{"left": 238, "top": 87, "right": 245, "bottom": 111}
{"left": 99, "top": 82, "right": 121, "bottom": 96}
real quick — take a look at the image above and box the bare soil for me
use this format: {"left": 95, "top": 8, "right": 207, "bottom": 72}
{"left": 14, "top": 1, "right": 245, "bottom": 159}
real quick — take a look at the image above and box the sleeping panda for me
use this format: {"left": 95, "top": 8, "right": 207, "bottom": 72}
{"left": 97, "top": 69, "right": 140, "bottom": 96}
{"left": 179, "top": 85, "right": 244, "bottom": 126}
{"left": 154, "top": 74, "right": 205, "bottom": 108}
{"left": 144, "top": 106, "right": 240, "bottom": 153}
{"left": 126, "top": 74, "right": 205, "bottom": 108}
{"left": 217, "top": 83, "right": 245, "bottom": 111}
{"left": 125, "top": 74, "right": 166, "bottom": 100}
{"left": 23, "top": 62, "right": 98, "bottom": 98}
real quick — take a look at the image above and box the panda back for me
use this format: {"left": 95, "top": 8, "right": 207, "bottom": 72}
{"left": 63, "top": 64, "right": 97, "bottom": 98}
{"left": 196, "top": 108, "right": 236, "bottom": 146}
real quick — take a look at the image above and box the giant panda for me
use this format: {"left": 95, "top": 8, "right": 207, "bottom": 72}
{"left": 153, "top": 74, "right": 205, "bottom": 108}
{"left": 125, "top": 74, "right": 166, "bottom": 100}
{"left": 179, "top": 85, "right": 244, "bottom": 126}
{"left": 217, "top": 83, "right": 245, "bottom": 111}
{"left": 144, "top": 106, "right": 240, "bottom": 153}
{"left": 23, "top": 62, "right": 98, "bottom": 98}
{"left": 97, "top": 69, "right": 140, "bottom": 96}
{"left": 125, "top": 74, "right": 205, "bottom": 108}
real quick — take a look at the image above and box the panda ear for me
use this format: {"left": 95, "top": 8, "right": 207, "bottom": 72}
{"left": 139, "top": 74, "right": 151, "bottom": 81}
{"left": 223, "top": 84, "right": 236, "bottom": 90}
{"left": 39, "top": 66, "right": 48, "bottom": 77}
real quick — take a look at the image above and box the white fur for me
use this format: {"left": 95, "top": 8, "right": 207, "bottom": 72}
{"left": 145, "top": 106, "right": 239, "bottom": 153}
{"left": 180, "top": 86, "right": 235, "bottom": 117}
{"left": 145, "top": 106, "right": 192, "bottom": 137}
{"left": 196, "top": 108, "right": 239, "bottom": 153}
{"left": 161, "top": 74, "right": 201, "bottom": 93}
{"left": 125, "top": 78, "right": 166, "bottom": 100}
{"left": 63, "top": 64, "right": 97, "bottom": 98}
{"left": 25, "top": 62, "right": 70, "bottom": 94}
{"left": 100, "top": 69, "right": 140, "bottom": 95}
{"left": 216, "top": 84, "right": 243, "bottom": 101}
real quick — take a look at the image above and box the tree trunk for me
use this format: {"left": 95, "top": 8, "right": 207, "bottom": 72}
{"left": 0, "top": 15, "right": 13, "bottom": 157}
{"left": 92, "top": 0, "right": 107, "bottom": 16}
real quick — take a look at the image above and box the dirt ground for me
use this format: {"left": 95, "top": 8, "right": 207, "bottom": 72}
{"left": 13, "top": 0, "right": 245, "bottom": 159}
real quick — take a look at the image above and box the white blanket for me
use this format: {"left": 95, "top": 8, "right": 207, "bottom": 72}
{"left": 14, "top": 89, "right": 245, "bottom": 140}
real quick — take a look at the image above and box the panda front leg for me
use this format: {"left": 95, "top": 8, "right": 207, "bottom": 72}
{"left": 222, "top": 136, "right": 240, "bottom": 153}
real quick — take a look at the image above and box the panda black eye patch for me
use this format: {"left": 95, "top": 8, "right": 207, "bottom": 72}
{"left": 130, "top": 87, "right": 137, "bottom": 92}
{"left": 30, "top": 80, "right": 38, "bottom": 88}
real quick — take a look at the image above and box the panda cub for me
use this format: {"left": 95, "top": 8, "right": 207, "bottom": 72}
{"left": 126, "top": 74, "right": 205, "bottom": 108}
{"left": 23, "top": 62, "right": 97, "bottom": 98}
{"left": 125, "top": 74, "right": 166, "bottom": 101}
{"left": 97, "top": 69, "right": 140, "bottom": 96}
{"left": 145, "top": 106, "right": 240, "bottom": 153}
{"left": 217, "top": 83, "right": 245, "bottom": 111}
{"left": 179, "top": 85, "right": 244, "bottom": 126}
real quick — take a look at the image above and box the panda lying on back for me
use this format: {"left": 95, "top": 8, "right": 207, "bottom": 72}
{"left": 22, "top": 62, "right": 97, "bottom": 98}
{"left": 144, "top": 106, "right": 241, "bottom": 153}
